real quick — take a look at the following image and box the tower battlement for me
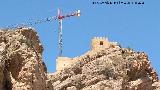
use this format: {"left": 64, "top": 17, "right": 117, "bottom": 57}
{"left": 56, "top": 37, "right": 111, "bottom": 71}
{"left": 91, "top": 37, "right": 110, "bottom": 50}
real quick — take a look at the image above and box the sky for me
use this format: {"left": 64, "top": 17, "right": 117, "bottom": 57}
{"left": 0, "top": 0, "right": 160, "bottom": 76}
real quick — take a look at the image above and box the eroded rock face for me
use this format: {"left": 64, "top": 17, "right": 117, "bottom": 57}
{"left": 47, "top": 40, "right": 159, "bottom": 90}
{"left": 0, "top": 28, "right": 160, "bottom": 90}
{"left": 0, "top": 28, "right": 46, "bottom": 90}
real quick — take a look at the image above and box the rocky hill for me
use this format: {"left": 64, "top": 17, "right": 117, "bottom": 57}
{"left": 0, "top": 28, "right": 160, "bottom": 90}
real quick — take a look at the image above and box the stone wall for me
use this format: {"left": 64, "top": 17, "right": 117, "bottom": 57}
{"left": 0, "top": 28, "right": 160, "bottom": 90}
{"left": 56, "top": 37, "right": 111, "bottom": 71}
{"left": 91, "top": 37, "right": 110, "bottom": 50}
{"left": 56, "top": 57, "right": 77, "bottom": 71}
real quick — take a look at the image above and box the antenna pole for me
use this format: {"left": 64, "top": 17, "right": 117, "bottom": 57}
{"left": 57, "top": 8, "right": 80, "bottom": 56}
{"left": 58, "top": 19, "right": 62, "bottom": 56}
{"left": 58, "top": 9, "right": 63, "bottom": 56}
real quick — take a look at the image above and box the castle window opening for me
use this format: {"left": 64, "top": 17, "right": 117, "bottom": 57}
{"left": 100, "top": 41, "right": 103, "bottom": 45}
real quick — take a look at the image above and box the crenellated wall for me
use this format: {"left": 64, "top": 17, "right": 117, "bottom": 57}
{"left": 56, "top": 37, "right": 111, "bottom": 71}
{"left": 91, "top": 37, "right": 110, "bottom": 50}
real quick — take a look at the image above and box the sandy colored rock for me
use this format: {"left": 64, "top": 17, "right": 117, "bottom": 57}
{"left": 0, "top": 27, "right": 159, "bottom": 90}
{"left": 0, "top": 28, "right": 46, "bottom": 90}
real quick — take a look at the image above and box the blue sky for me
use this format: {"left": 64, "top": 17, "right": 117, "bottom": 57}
{"left": 0, "top": 0, "right": 160, "bottom": 76}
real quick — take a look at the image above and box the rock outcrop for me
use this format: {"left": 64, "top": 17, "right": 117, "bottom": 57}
{"left": 0, "top": 28, "right": 159, "bottom": 90}
{"left": 0, "top": 28, "right": 46, "bottom": 90}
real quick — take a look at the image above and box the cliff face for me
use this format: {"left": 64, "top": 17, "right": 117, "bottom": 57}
{"left": 0, "top": 28, "right": 160, "bottom": 90}
{"left": 0, "top": 28, "right": 46, "bottom": 90}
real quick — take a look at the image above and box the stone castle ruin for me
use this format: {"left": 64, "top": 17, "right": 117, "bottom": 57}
{"left": 56, "top": 37, "right": 118, "bottom": 71}
{"left": 0, "top": 28, "right": 160, "bottom": 90}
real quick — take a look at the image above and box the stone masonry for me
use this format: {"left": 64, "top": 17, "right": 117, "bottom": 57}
{"left": 0, "top": 28, "right": 160, "bottom": 90}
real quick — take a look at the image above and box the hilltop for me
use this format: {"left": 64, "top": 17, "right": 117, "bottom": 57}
{"left": 0, "top": 28, "right": 160, "bottom": 90}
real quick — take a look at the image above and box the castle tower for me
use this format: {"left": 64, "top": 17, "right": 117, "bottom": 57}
{"left": 91, "top": 37, "right": 110, "bottom": 50}
{"left": 56, "top": 37, "right": 111, "bottom": 71}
